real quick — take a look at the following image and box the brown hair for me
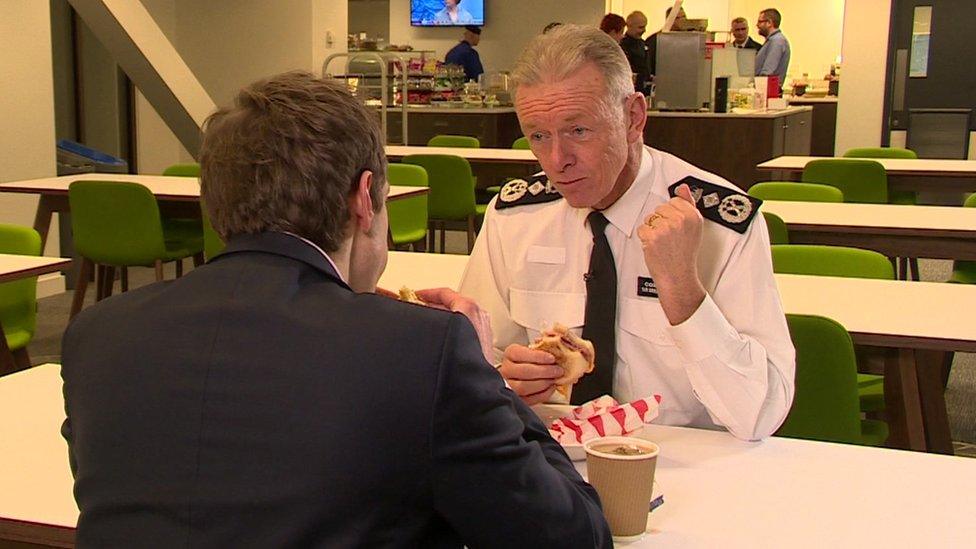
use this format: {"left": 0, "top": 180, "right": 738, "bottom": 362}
{"left": 199, "top": 71, "right": 386, "bottom": 253}
{"left": 599, "top": 13, "right": 625, "bottom": 35}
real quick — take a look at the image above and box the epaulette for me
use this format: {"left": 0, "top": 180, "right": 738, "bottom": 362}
{"left": 494, "top": 173, "right": 562, "bottom": 210}
{"left": 668, "top": 176, "right": 761, "bottom": 234}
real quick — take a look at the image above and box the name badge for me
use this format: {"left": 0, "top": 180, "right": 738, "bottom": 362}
{"left": 637, "top": 277, "right": 659, "bottom": 298}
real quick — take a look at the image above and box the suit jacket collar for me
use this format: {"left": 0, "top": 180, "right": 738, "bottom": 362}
{"left": 213, "top": 232, "right": 351, "bottom": 290}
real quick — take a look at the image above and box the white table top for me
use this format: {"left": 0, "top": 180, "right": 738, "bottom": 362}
{"left": 2, "top": 363, "right": 974, "bottom": 546}
{"left": 0, "top": 254, "right": 72, "bottom": 283}
{"left": 757, "top": 156, "right": 976, "bottom": 176}
{"left": 384, "top": 145, "right": 538, "bottom": 164}
{"left": 761, "top": 200, "right": 976, "bottom": 233}
{"left": 379, "top": 252, "right": 976, "bottom": 348}
{"left": 646, "top": 106, "right": 812, "bottom": 119}
{"left": 0, "top": 173, "right": 422, "bottom": 202}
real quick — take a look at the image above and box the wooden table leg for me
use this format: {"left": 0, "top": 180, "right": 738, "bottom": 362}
{"left": 915, "top": 350, "right": 954, "bottom": 455}
{"left": 0, "top": 320, "right": 16, "bottom": 376}
{"left": 32, "top": 195, "right": 58, "bottom": 249}
{"left": 883, "top": 347, "right": 927, "bottom": 451}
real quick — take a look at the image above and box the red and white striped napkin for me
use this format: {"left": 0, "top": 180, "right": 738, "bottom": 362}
{"left": 547, "top": 395, "right": 662, "bottom": 445}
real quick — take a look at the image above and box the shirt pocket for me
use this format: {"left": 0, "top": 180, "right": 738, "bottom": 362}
{"left": 510, "top": 288, "right": 586, "bottom": 342}
{"left": 618, "top": 296, "right": 676, "bottom": 347}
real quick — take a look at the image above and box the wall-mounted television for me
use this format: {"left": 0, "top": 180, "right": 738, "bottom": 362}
{"left": 411, "top": 0, "right": 485, "bottom": 27}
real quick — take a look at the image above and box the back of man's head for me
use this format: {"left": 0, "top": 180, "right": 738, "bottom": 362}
{"left": 199, "top": 71, "right": 385, "bottom": 253}
{"left": 761, "top": 8, "right": 782, "bottom": 28}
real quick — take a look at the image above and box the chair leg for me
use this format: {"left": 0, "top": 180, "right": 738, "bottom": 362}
{"left": 909, "top": 258, "right": 920, "bottom": 281}
{"left": 95, "top": 265, "right": 105, "bottom": 301}
{"left": 176, "top": 259, "right": 184, "bottom": 278}
{"left": 897, "top": 257, "right": 908, "bottom": 280}
{"left": 70, "top": 258, "right": 93, "bottom": 319}
{"left": 154, "top": 260, "right": 165, "bottom": 282}
{"left": 12, "top": 347, "right": 31, "bottom": 371}
{"left": 467, "top": 215, "right": 476, "bottom": 253}
{"left": 192, "top": 252, "right": 204, "bottom": 267}
{"left": 101, "top": 266, "right": 115, "bottom": 299}
{"left": 121, "top": 267, "right": 129, "bottom": 292}
{"left": 428, "top": 221, "right": 436, "bottom": 252}
{"left": 942, "top": 351, "right": 955, "bottom": 389}
{"left": 439, "top": 221, "right": 446, "bottom": 254}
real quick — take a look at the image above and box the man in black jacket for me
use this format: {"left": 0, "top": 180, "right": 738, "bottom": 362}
{"left": 620, "top": 10, "right": 651, "bottom": 95}
{"left": 731, "top": 16, "right": 763, "bottom": 50}
{"left": 61, "top": 71, "right": 611, "bottom": 548}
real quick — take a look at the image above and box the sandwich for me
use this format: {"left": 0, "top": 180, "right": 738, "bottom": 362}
{"left": 529, "top": 324, "right": 595, "bottom": 401}
{"left": 398, "top": 286, "right": 426, "bottom": 305}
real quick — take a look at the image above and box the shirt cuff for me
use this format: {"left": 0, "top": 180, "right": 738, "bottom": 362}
{"left": 666, "top": 293, "right": 739, "bottom": 364}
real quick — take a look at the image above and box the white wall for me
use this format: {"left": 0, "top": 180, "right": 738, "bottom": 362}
{"left": 136, "top": 0, "right": 348, "bottom": 171}
{"left": 0, "top": 1, "right": 60, "bottom": 257}
{"left": 620, "top": 0, "right": 844, "bottom": 85}
{"left": 835, "top": 0, "right": 891, "bottom": 154}
{"left": 388, "top": 0, "right": 606, "bottom": 73}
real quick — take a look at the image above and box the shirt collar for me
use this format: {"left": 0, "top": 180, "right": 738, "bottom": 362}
{"left": 281, "top": 231, "right": 346, "bottom": 283}
{"left": 596, "top": 146, "right": 654, "bottom": 238}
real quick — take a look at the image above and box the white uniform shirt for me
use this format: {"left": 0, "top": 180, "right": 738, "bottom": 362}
{"left": 459, "top": 147, "right": 795, "bottom": 441}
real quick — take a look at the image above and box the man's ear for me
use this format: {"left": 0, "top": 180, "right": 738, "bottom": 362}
{"left": 625, "top": 92, "right": 648, "bottom": 143}
{"left": 350, "top": 170, "right": 375, "bottom": 233}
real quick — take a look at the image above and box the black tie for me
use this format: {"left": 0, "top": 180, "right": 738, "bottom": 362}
{"left": 572, "top": 211, "right": 617, "bottom": 404}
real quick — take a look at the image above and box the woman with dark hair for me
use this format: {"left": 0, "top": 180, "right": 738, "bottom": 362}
{"left": 599, "top": 13, "right": 626, "bottom": 43}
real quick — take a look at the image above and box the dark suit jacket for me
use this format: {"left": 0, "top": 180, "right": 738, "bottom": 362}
{"left": 621, "top": 34, "right": 651, "bottom": 94}
{"left": 61, "top": 232, "right": 610, "bottom": 548}
{"left": 733, "top": 36, "right": 763, "bottom": 51}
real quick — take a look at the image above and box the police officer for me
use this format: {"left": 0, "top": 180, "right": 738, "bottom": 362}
{"left": 458, "top": 25, "right": 795, "bottom": 442}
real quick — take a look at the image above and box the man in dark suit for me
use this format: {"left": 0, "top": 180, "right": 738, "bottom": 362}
{"left": 730, "top": 16, "right": 763, "bottom": 50}
{"left": 61, "top": 71, "right": 611, "bottom": 548}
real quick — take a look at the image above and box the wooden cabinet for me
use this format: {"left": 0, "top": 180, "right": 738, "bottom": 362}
{"left": 385, "top": 109, "right": 522, "bottom": 147}
{"left": 643, "top": 107, "right": 813, "bottom": 189}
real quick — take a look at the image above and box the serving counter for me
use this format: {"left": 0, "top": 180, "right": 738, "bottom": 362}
{"left": 385, "top": 106, "right": 521, "bottom": 148}
{"left": 644, "top": 106, "right": 813, "bottom": 189}
{"left": 788, "top": 96, "right": 838, "bottom": 156}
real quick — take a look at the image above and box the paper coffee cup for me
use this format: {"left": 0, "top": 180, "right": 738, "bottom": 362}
{"left": 584, "top": 436, "right": 659, "bottom": 540}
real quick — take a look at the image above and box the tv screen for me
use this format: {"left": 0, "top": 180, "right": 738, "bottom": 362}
{"left": 411, "top": 0, "right": 485, "bottom": 27}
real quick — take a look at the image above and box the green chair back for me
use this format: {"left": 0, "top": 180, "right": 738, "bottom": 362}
{"left": 162, "top": 163, "right": 201, "bottom": 177}
{"left": 69, "top": 180, "right": 169, "bottom": 266}
{"left": 0, "top": 225, "right": 42, "bottom": 350}
{"left": 771, "top": 245, "right": 895, "bottom": 279}
{"left": 802, "top": 159, "right": 888, "bottom": 204}
{"left": 402, "top": 154, "right": 476, "bottom": 221}
{"left": 778, "top": 314, "right": 867, "bottom": 445}
{"left": 843, "top": 147, "right": 917, "bottom": 159}
{"left": 950, "top": 193, "right": 976, "bottom": 283}
{"left": 386, "top": 163, "right": 429, "bottom": 246}
{"left": 427, "top": 135, "right": 480, "bottom": 148}
{"left": 512, "top": 137, "right": 530, "bottom": 150}
{"left": 842, "top": 148, "right": 916, "bottom": 204}
{"left": 749, "top": 182, "right": 844, "bottom": 203}
{"left": 762, "top": 211, "right": 789, "bottom": 244}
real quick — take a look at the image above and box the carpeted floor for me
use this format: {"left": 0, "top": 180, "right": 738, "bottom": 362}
{"left": 20, "top": 232, "right": 976, "bottom": 445}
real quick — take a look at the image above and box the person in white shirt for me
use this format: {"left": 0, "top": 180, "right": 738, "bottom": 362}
{"left": 458, "top": 24, "right": 795, "bottom": 441}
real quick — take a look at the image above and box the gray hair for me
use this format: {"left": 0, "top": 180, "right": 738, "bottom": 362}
{"left": 511, "top": 24, "right": 634, "bottom": 111}
{"left": 731, "top": 16, "right": 748, "bottom": 26}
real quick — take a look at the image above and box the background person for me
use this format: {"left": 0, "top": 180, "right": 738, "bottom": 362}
{"left": 61, "top": 71, "right": 611, "bottom": 548}
{"left": 755, "top": 8, "right": 791, "bottom": 87}
{"left": 445, "top": 25, "right": 484, "bottom": 82}
{"left": 730, "top": 16, "right": 762, "bottom": 50}
{"left": 458, "top": 25, "right": 795, "bottom": 442}
{"left": 599, "top": 13, "right": 626, "bottom": 44}
{"left": 620, "top": 11, "right": 651, "bottom": 95}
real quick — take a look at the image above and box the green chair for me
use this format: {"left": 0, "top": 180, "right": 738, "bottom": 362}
{"left": 842, "top": 147, "right": 917, "bottom": 205}
{"left": 762, "top": 211, "right": 789, "bottom": 244}
{"left": 948, "top": 193, "right": 976, "bottom": 284}
{"left": 386, "top": 163, "right": 429, "bottom": 250}
{"left": 801, "top": 159, "right": 888, "bottom": 204}
{"left": 0, "top": 224, "right": 42, "bottom": 373}
{"left": 777, "top": 314, "right": 888, "bottom": 447}
{"left": 68, "top": 181, "right": 204, "bottom": 318}
{"left": 161, "top": 163, "right": 202, "bottom": 177}
{"left": 402, "top": 154, "right": 479, "bottom": 253}
{"left": 770, "top": 244, "right": 891, "bottom": 413}
{"left": 512, "top": 136, "right": 530, "bottom": 150}
{"left": 161, "top": 163, "right": 206, "bottom": 260}
{"left": 749, "top": 182, "right": 844, "bottom": 203}
{"left": 427, "top": 135, "right": 480, "bottom": 148}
